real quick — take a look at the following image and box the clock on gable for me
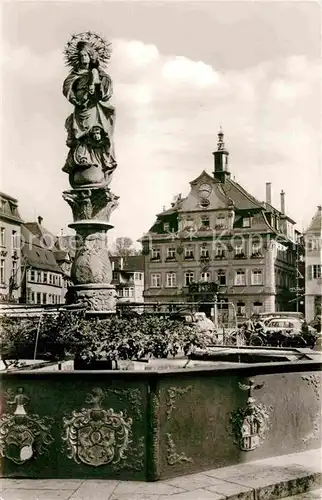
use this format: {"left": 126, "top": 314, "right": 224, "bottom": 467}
{"left": 198, "top": 183, "right": 212, "bottom": 205}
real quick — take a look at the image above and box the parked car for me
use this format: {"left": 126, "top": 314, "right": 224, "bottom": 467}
{"left": 264, "top": 318, "right": 316, "bottom": 335}
{"left": 251, "top": 311, "right": 304, "bottom": 322}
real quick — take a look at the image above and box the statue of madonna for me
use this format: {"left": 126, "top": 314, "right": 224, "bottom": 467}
{"left": 62, "top": 32, "right": 117, "bottom": 187}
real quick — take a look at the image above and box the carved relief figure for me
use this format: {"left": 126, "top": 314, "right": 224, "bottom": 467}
{"left": 229, "top": 380, "right": 272, "bottom": 452}
{"left": 0, "top": 388, "right": 54, "bottom": 464}
{"left": 62, "top": 388, "right": 132, "bottom": 467}
{"left": 62, "top": 32, "right": 117, "bottom": 186}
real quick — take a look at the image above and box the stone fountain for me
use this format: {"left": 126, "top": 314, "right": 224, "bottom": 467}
{"left": 62, "top": 32, "right": 118, "bottom": 314}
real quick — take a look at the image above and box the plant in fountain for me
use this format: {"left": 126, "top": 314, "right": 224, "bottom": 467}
{"left": 62, "top": 32, "right": 119, "bottom": 313}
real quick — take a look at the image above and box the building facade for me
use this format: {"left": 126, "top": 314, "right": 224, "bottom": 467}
{"left": 304, "top": 206, "right": 322, "bottom": 322}
{"left": 111, "top": 255, "right": 144, "bottom": 303}
{"left": 141, "top": 130, "right": 299, "bottom": 320}
{"left": 21, "top": 224, "right": 66, "bottom": 305}
{"left": 0, "top": 192, "right": 24, "bottom": 303}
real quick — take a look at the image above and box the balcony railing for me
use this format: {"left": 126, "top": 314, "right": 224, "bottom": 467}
{"left": 188, "top": 281, "right": 220, "bottom": 294}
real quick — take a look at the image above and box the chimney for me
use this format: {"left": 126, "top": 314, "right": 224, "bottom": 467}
{"left": 38, "top": 216, "right": 43, "bottom": 225}
{"left": 280, "top": 190, "right": 285, "bottom": 214}
{"left": 265, "top": 183, "right": 272, "bottom": 206}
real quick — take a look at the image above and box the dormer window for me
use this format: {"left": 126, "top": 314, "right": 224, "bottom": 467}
{"left": 242, "top": 217, "right": 251, "bottom": 228}
{"left": 184, "top": 218, "right": 195, "bottom": 231}
{"left": 200, "top": 216, "right": 210, "bottom": 229}
{"left": 163, "top": 222, "right": 170, "bottom": 232}
{"left": 215, "top": 214, "right": 227, "bottom": 229}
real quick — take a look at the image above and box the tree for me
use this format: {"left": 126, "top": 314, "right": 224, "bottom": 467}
{"left": 113, "top": 237, "right": 141, "bottom": 256}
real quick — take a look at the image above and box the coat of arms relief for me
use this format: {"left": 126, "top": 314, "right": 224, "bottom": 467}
{"left": 62, "top": 387, "right": 132, "bottom": 467}
{"left": 0, "top": 388, "right": 54, "bottom": 464}
{"left": 228, "top": 379, "right": 272, "bottom": 451}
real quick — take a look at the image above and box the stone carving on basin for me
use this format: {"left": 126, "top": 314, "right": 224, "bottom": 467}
{"left": 0, "top": 388, "right": 54, "bottom": 465}
{"left": 62, "top": 388, "right": 132, "bottom": 467}
{"left": 228, "top": 379, "right": 272, "bottom": 452}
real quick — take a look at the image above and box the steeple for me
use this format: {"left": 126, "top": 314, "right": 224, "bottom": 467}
{"left": 213, "top": 126, "right": 230, "bottom": 182}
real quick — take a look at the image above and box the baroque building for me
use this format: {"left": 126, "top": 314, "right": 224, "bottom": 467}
{"left": 304, "top": 206, "right": 322, "bottom": 322}
{"left": 21, "top": 222, "right": 67, "bottom": 305}
{"left": 0, "top": 192, "right": 24, "bottom": 303}
{"left": 140, "top": 130, "right": 299, "bottom": 320}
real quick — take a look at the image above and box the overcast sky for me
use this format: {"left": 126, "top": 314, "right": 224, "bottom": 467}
{"left": 1, "top": 0, "right": 321, "bottom": 245}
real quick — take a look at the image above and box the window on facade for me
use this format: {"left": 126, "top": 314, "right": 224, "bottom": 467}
{"left": 237, "top": 301, "right": 246, "bottom": 315}
{"left": 121, "top": 288, "right": 134, "bottom": 298}
{"left": 234, "top": 241, "right": 244, "bottom": 256}
{"left": 11, "top": 260, "right": 17, "bottom": 285}
{"left": 12, "top": 230, "right": 18, "bottom": 250}
{"left": 0, "top": 259, "right": 5, "bottom": 284}
{"left": 184, "top": 272, "right": 194, "bottom": 286}
{"left": 200, "top": 245, "right": 209, "bottom": 258}
{"left": 251, "top": 240, "right": 262, "bottom": 256}
{"left": 49, "top": 273, "right": 53, "bottom": 284}
{"left": 37, "top": 271, "right": 42, "bottom": 283}
{"left": 163, "top": 222, "right": 170, "bottom": 232}
{"left": 217, "top": 269, "right": 226, "bottom": 286}
{"left": 251, "top": 269, "right": 263, "bottom": 285}
{"left": 253, "top": 301, "right": 263, "bottom": 314}
{"left": 201, "top": 272, "right": 210, "bottom": 282}
{"left": 235, "top": 270, "right": 246, "bottom": 286}
{"left": 29, "top": 270, "right": 35, "bottom": 282}
{"left": 167, "top": 248, "right": 176, "bottom": 259}
{"left": 43, "top": 293, "right": 47, "bottom": 305}
{"left": 184, "top": 247, "right": 194, "bottom": 259}
{"left": 36, "top": 292, "right": 41, "bottom": 304}
{"left": 242, "top": 217, "right": 251, "bottom": 228}
{"left": 0, "top": 228, "right": 5, "bottom": 247}
{"left": 43, "top": 272, "right": 48, "bottom": 283}
{"left": 214, "top": 245, "right": 225, "bottom": 258}
{"left": 166, "top": 272, "right": 177, "bottom": 288}
{"left": 200, "top": 216, "right": 210, "bottom": 228}
{"left": 215, "top": 215, "right": 227, "bottom": 228}
{"left": 151, "top": 273, "right": 161, "bottom": 287}
{"left": 151, "top": 248, "right": 161, "bottom": 260}
{"left": 311, "top": 265, "right": 322, "bottom": 280}
{"left": 306, "top": 238, "right": 319, "bottom": 252}
{"left": 184, "top": 218, "right": 195, "bottom": 230}
{"left": 134, "top": 272, "right": 143, "bottom": 281}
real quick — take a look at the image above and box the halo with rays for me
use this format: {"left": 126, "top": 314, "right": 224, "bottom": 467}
{"left": 64, "top": 31, "right": 112, "bottom": 68}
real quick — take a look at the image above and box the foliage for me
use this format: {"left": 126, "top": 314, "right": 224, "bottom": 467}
{"left": 0, "top": 312, "right": 207, "bottom": 367}
{"left": 112, "top": 236, "right": 141, "bottom": 257}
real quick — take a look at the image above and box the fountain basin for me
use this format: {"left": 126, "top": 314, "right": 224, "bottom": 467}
{"left": 1, "top": 360, "right": 321, "bottom": 481}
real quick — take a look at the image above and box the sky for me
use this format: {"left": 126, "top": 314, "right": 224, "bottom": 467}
{"left": 1, "top": 0, "right": 321, "bottom": 247}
